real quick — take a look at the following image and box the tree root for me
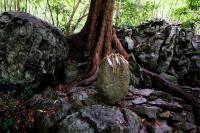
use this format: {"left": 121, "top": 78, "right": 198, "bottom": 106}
{"left": 142, "top": 68, "right": 200, "bottom": 104}
{"left": 112, "top": 28, "right": 128, "bottom": 59}
{"left": 142, "top": 68, "right": 200, "bottom": 125}
{"left": 74, "top": 0, "right": 123, "bottom": 85}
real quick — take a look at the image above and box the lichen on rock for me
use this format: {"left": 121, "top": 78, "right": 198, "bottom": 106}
{"left": 95, "top": 54, "right": 130, "bottom": 105}
{"left": 0, "top": 12, "right": 69, "bottom": 90}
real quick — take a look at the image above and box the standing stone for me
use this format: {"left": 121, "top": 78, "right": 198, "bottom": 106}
{"left": 95, "top": 54, "right": 130, "bottom": 104}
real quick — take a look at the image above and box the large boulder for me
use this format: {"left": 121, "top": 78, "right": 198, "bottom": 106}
{"left": 0, "top": 12, "right": 68, "bottom": 89}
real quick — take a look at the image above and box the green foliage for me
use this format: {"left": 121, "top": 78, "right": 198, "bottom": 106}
{"left": 0, "top": 0, "right": 200, "bottom": 33}
{"left": 191, "top": 50, "right": 200, "bottom": 55}
{"left": 0, "top": 78, "right": 33, "bottom": 100}
{"left": 171, "top": 0, "right": 200, "bottom": 33}
{"left": 8, "top": 97, "right": 15, "bottom": 111}
{"left": 187, "top": 0, "right": 200, "bottom": 10}
{"left": 115, "top": 0, "right": 155, "bottom": 27}
{"left": 0, "top": 0, "right": 89, "bottom": 34}
{"left": 19, "top": 85, "right": 33, "bottom": 100}
{"left": 2, "top": 119, "right": 15, "bottom": 131}
{"left": 179, "top": 21, "right": 194, "bottom": 29}
{"left": 0, "top": 78, "right": 11, "bottom": 84}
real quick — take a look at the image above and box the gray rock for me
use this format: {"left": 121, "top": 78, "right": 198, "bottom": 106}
{"left": 154, "top": 120, "right": 172, "bottom": 133}
{"left": 64, "top": 60, "right": 78, "bottom": 83}
{"left": 139, "top": 120, "right": 172, "bottom": 133}
{"left": 80, "top": 105, "right": 141, "bottom": 133}
{"left": 58, "top": 113, "right": 95, "bottom": 133}
{"left": 156, "top": 25, "right": 176, "bottom": 73}
{"left": 68, "top": 87, "right": 97, "bottom": 101}
{"left": 68, "top": 86, "right": 99, "bottom": 107}
{"left": 122, "top": 108, "right": 141, "bottom": 133}
{"left": 128, "top": 55, "right": 143, "bottom": 87}
{"left": 118, "top": 20, "right": 200, "bottom": 85}
{"left": 28, "top": 89, "right": 71, "bottom": 133}
{"left": 26, "top": 93, "right": 43, "bottom": 108}
{"left": 135, "top": 43, "right": 160, "bottom": 71}
{"left": 149, "top": 91, "right": 173, "bottom": 101}
{"left": 128, "top": 54, "right": 143, "bottom": 78}
{"left": 141, "top": 76, "right": 152, "bottom": 88}
{"left": 80, "top": 105, "right": 125, "bottom": 132}
{"left": 132, "top": 97, "right": 147, "bottom": 105}
{"left": 34, "top": 109, "right": 55, "bottom": 133}
{"left": 148, "top": 99, "right": 183, "bottom": 109}
{"left": 182, "top": 86, "right": 200, "bottom": 92}
{"left": 119, "top": 100, "right": 133, "bottom": 107}
{"left": 0, "top": 12, "right": 68, "bottom": 90}
{"left": 129, "top": 86, "right": 154, "bottom": 97}
{"left": 171, "top": 111, "right": 195, "bottom": 123}
{"left": 174, "top": 122, "right": 196, "bottom": 131}
{"left": 95, "top": 54, "right": 130, "bottom": 104}
{"left": 158, "top": 111, "right": 172, "bottom": 119}
{"left": 33, "top": 98, "right": 71, "bottom": 133}
{"left": 132, "top": 105, "right": 162, "bottom": 119}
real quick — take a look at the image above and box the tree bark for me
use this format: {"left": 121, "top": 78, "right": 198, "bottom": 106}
{"left": 68, "top": 0, "right": 128, "bottom": 85}
{"left": 115, "top": 0, "right": 120, "bottom": 23}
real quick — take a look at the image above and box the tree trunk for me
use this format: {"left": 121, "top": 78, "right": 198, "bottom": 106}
{"left": 115, "top": 0, "right": 121, "bottom": 24}
{"left": 17, "top": 0, "right": 20, "bottom": 11}
{"left": 4, "top": 0, "right": 7, "bottom": 11}
{"left": 69, "top": 0, "right": 128, "bottom": 85}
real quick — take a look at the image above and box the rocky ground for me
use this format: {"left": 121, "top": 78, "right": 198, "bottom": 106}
{"left": 0, "top": 12, "right": 200, "bottom": 133}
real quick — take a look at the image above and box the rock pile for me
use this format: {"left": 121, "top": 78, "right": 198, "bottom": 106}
{"left": 117, "top": 20, "right": 200, "bottom": 86}
{"left": 27, "top": 85, "right": 199, "bottom": 133}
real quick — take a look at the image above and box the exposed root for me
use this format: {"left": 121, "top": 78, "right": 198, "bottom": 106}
{"left": 112, "top": 28, "right": 129, "bottom": 59}
{"left": 142, "top": 68, "right": 200, "bottom": 125}
{"left": 79, "top": 28, "right": 129, "bottom": 85}
{"left": 71, "top": 0, "right": 129, "bottom": 85}
{"left": 142, "top": 68, "right": 200, "bottom": 104}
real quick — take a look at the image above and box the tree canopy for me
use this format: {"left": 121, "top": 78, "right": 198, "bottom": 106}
{"left": 0, "top": 0, "right": 199, "bottom": 34}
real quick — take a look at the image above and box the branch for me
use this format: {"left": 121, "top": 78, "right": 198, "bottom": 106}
{"left": 47, "top": 0, "right": 55, "bottom": 25}
{"left": 65, "top": 0, "right": 81, "bottom": 35}
{"left": 112, "top": 28, "right": 129, "bottom": 59}
{"left": 72, "top": 12, "right": 88, "bottom": 32}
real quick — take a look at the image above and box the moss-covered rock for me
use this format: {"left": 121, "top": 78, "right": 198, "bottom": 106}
{"left": 0, "top": 12, "right": 68, "bottom": 90}
{"left": 95, "top": 54, "right": 130, "bottom": 105}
